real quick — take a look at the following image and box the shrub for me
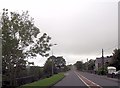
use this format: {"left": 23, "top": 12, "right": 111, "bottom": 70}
{"left": 97, "top": 67, "right": 108, "bottom": 75}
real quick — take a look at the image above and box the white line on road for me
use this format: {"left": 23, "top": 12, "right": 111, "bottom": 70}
{"left": 74, "top": 71, "right": 90, "bottom": 88}
{"left": 77, "top": 72, "right": 100, "bottom": 87}
{"left": 74, "top": 71, "right": 103, "bottom": 88}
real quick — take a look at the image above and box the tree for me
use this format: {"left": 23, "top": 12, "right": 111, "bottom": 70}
{"left": 62, "top": 65, "right": 70, "bottom": 72}
{"left": 43, "top": 60, "right": 53, "bottom": 76}
{"left": 55, "top": 57, "right": 66, "bottom": 68}
{"left": 43, "top": 56, "right": 66, "bottom": 75}
{"left": 87, "top": 59, "right": 95, "bottom": 70}
{"left": 110, "top": 49, "right": 120, "bottom": 70}
{"left": 75, "top": 61, "right": 83, "bottom": 71}
{"left": 1, "top": 9, "right": 51, "bottom": 86}
{"left": 29, "top": 66, "right": 43, "bottom": 79}
{"left": 75, "top": 59, "right": 95, "bottom": 71}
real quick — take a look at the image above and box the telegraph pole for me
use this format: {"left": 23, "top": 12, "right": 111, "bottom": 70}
{"left": 87, "top": 58, "right": 88, "bottom": 71}
{"left": 102, "top": 49, "right": 104, "bottom": 74}
{"left": 51, "top": 44, "right": 57, "bottom": 76}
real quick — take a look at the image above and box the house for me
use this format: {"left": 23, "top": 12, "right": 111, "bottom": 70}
{"left": 95, "top": 56, "right": 113, "bottom": 71}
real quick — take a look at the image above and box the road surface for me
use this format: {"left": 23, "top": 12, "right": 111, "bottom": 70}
{"left": 53, "top": 66, "right": 120, "bottom": 88}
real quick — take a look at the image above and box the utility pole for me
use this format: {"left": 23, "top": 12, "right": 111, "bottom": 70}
{"left": 102, "top": 49, "right": 104, "bottom": 74}
{"left": 51, "top": 44, "right": 57, "bottom": 76}
{"left": 87, "top": 58, "right": 88, "bottom": 71}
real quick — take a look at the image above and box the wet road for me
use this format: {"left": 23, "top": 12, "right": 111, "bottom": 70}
{"left": 53, "top": 66, "right": 120, "bottom": 88}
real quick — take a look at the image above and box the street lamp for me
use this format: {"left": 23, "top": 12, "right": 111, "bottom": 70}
{"left": 51, "top": 43, "right": 57, "bottom": 76}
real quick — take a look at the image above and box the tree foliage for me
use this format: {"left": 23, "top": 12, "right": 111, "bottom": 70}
{"left": 75, "top": 59, "right": 95, "bottom": 71}
{"left": 87, "top": 59, "right": 95, "bottom": 70}
{"left": 44, "top": 60, "right": 53, "bottom": 76}
{"left": 44, "top": 56, "right": 66, "bottom": 76}
{"left": 29, "top": 66, "right": 43, "bottom": 79}
{"left": 74, "top": 61, "right": 83, "bottom": 71}
{"left": 1, "top": 9, "right": 51, "bottom": 86}
{"left": 110, "top": 49, "right": 120, "bottom": 70}
{"left": 55, "top": 56, "right": 66, "bottom": 67}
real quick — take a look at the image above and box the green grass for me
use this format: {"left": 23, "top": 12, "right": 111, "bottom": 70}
{"left": 18, "top": 73, "right": 64, "bottom": 88}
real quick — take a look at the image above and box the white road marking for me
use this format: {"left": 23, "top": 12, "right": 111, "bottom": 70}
{"left": 74, "top": 71, "right": 90, "bottom": 88}
{"left": 74, "top": 71, "right": 103, "bottom": 88}
{"left": 78, "top": 72, "right": 100, "bottom": 87}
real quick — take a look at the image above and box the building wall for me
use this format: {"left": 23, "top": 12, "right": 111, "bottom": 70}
{"left": 95, "top": 56, "right": 112, "bottom": 71}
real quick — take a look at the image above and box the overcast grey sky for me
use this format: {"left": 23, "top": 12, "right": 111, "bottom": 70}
{"left": 0, "top": 0, "right": 119, "bottom": 66}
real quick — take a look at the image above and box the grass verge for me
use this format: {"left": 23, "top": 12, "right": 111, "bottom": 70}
{"left": 18, "top": 73, "right": 65, "bottom": 88}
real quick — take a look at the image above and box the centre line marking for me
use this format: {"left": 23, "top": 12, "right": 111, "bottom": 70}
{"left": 74, "top": 71, "right": 90, "bottom": 88}
{"left": 74, "top": 71, "right": 103, "bottom": 88}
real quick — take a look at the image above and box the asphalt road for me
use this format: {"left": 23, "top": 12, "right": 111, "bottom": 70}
{"left": 54, "top": 70, "right": 87, "bottom": 87}
{"left": 53, "top": 66, "right": 120, "bottom": 88}
{"left": 78, "top": 71, "right": 120, "bottom": 87}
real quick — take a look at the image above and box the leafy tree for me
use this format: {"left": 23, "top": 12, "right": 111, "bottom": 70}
{"left": 1, "top": 9, "right": 51, "bottom": 86}
{"left": 44, "top": 56, "right": 66, "bottom": 75}
{"left": 43, "top": 60, "right": 53, "bottom": 76}
{"left": 82, "top": 62, "right": 87, "bottom": 70}
{"left": 110, "top": 49, "right": 120, "bottom": 70}
{"left": 29, "top": 66, "right": 43, "bottom": 79}
{"left": 75, "top": 59, "right": 95, "bottom": 71}
{"left": 44, "top": 56, "right": 58, "bottom": 76}
{"left": 97, "top": 67, "right": 107, "bottom": 75}
{"left": 55, "top": 57, "right": 66, "bottom": 68}
{"left": 87, "top": 59, "right": 95, "bottom": 70}
{"left": 62, "top": 65, "right": 70, "bottom": 72}
{"left": 75, "top": 61, "right": 83, "bottom": 71}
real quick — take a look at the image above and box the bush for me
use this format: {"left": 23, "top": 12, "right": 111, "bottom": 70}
{"left": 97, "top": 67, "right": 108, "bottom": 75}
